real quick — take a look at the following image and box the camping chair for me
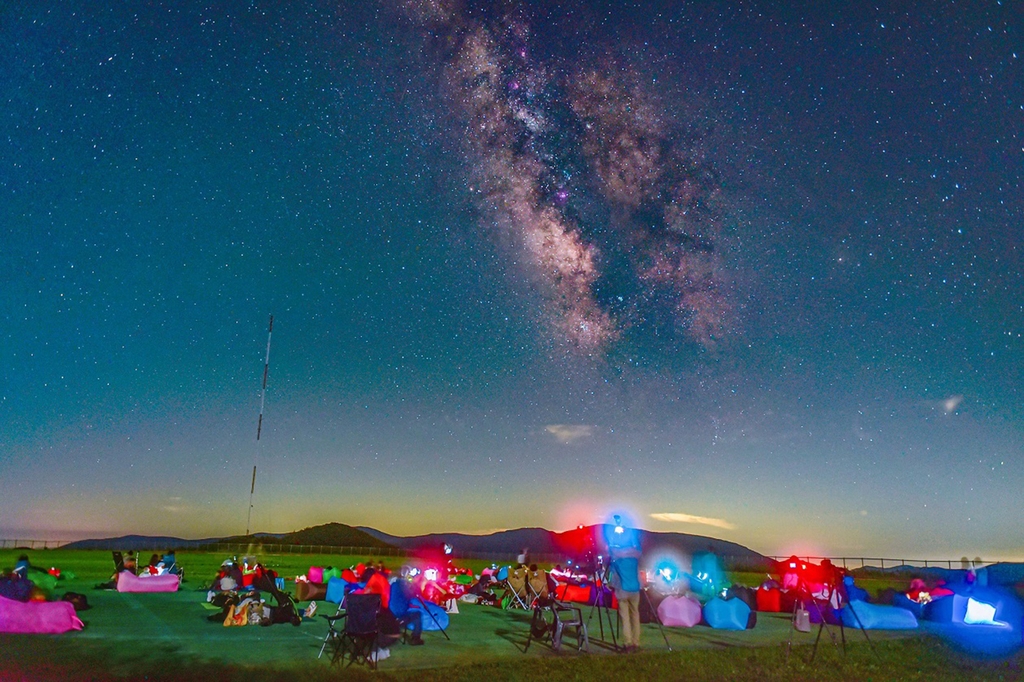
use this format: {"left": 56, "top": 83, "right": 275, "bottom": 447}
{"left": 502, "top": 567, "right": 530, "bottom": 610}
{"left": 160, "top": 553, "right": 184, "bottom": 580}
{"left": 111, "top": 551, "right": 139, "bottom": 576}
{"left": 318, "top": 599, "right": 347, "bottom": 658}
{"left": 526, "top": 568, "right": 549, "bottom": 607}
{"left": 524, "top": 595, "right": 589, "bottom": 653}
{"left": 322, "top": 593, "right": 383, "bottom": 669}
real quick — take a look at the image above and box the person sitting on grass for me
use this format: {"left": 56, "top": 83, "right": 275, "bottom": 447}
{"left": 393, "top": 572, "right": 426, "bottom": 645}
{"left": 354, "top": 566, "right": 391, "bottom": 608}
{"left": 13, "top": 554, "right": 32, "bottom": 578}
{"left": 141, "top": 554, "right": 162, "bottom": 575}
{"left": 161, "top": 550, "right": 176, "bottom": 570}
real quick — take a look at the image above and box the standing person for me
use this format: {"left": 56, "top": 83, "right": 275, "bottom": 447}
{"left": 606, "top": 515, "right": 642, "bottom": 652}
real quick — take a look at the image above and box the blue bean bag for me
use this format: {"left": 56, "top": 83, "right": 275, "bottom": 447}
{"left": 324, "top": 576, "right": 350, "bottom": 604}
{"left": 703, "top": 597, "right": 752, "bottom": 630}
{"left": 924, "top": 586, "right": 1021, "bottom": 627}
{"left": 807, "top": 600, "right": 841, "bottom": 625}
{"left": 409, "top": 598, "right": 449, "bottom": 631}
{"left": 841, "top": 600, "right": 917, "bottom": 629}
{"left": 923, "top": 587, "right": 1023, "bottom": 656}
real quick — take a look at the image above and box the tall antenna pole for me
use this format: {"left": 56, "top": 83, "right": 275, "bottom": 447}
{"left": 246, "top": 314, "right": 273, "bottom": 536}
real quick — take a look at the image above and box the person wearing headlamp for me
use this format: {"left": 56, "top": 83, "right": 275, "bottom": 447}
{"left": 605, "top": 515, "right": 642, "bottom": 652}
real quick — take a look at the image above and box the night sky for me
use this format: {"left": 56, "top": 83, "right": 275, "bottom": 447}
{"left": 2, "top": 0, "right": 1022, "bottom": 561}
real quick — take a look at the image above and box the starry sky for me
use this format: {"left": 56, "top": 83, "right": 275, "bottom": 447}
{"left": 2, "top": 0, "right": 1022, "bottom": 561}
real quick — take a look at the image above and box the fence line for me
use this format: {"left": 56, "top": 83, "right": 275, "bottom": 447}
{"left": 0, "top": 539, "right": 993, "bottom": 572}
{"left": 0, "top": 539, "right": 71, "bottom": 550}
{"left": 765, "top": 556, "right": 975, "bottom": 571}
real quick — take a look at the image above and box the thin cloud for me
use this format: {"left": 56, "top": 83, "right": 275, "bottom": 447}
{"left": 943, "top": 395, "right": 963, "bottom": 413}
{"left": 650, "top": 512, "right": 737, "bottom": 530}
{"left": 545, "top": 424, "right": 594, "bottom": 444}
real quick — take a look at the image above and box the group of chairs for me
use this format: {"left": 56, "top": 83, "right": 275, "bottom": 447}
{"left": 497, "top": 566, "right": 549, "bottom": 610}
{"left": 318, "top": 568, "right": 589, "bottom": 669}
{"left": 498, "top": 566, "right": 589, "bottom": 654}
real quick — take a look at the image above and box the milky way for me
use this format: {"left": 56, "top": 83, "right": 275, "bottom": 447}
{"left": 401, "top": 0, "right": 729, "bottom": 353}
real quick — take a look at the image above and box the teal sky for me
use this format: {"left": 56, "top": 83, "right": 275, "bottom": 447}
{"left": 1, "top": 0, "right": 1022, "bottom": 561}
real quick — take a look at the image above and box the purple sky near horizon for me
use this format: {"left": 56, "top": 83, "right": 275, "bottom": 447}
{"left": 1, "top": 0, "right": 1022, "bottom": 561}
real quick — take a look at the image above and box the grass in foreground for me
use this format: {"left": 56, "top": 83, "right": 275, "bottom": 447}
{"left": 2, "top": 549, "right": 1020, "bottom": 681}
{"left": 3, "top": 635, "right": 1023, "bottom": 681}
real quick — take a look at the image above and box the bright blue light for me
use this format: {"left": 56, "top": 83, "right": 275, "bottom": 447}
{"left": 964, "top": 598, "right": 1008, "bottom": 627}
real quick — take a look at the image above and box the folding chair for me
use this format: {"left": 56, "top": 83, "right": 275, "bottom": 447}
{"left": 524, "top": 595, "right": 589, "bottom": 653}
{"left": 502, "top": 567, "right": 530, "bottom": 609}
{"left": 160, "top": 552, "right": 184, "bottom": 580}
{"left": 111, "top": 551, "right": 139, "bottom": 576}
{"left": 526, "top": 568, "right": 549, "bottom": 607}
{"left": 322, "top": 593, "right": 383, "bottom": 669}
{"left": 318, "top": 599, "right": 347, "bottom": 658}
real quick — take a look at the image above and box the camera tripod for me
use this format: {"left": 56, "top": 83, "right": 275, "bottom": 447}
{"left": 640, "top": 586, "right": 673, "bottom": 651}
{"left": 785, "top": 577, "right": 876, "bottom": 662}
{"left": 410, "top": 580, "right": 451, "bottom": 641}
{"left": 585, "top": 559, "right": 619, "bottom": 650}
{"left": 586, "top": 559, "right": 672, "bottom": 652}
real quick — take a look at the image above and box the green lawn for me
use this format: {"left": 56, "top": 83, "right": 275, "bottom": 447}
{"left": 2, "top": 549, "right": 1021, "bottom": 681}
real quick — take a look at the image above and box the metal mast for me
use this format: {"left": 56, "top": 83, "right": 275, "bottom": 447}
{"left": 246, "top": 314, "right": 273, "bottom": 536}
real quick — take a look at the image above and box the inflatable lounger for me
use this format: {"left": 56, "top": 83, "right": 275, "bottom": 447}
{"left": 0, "top": 595, "right": 83, "bottom": 634}
{"left": 841, "top": 600, "right": 917, "bottom": 630}
{"left": 756, "top": 586, "right": 781, "bottom": 612}
{"left": 657, "top": 595, "right": 702, "bottom": 627}
{"left": 117, "top": 571, "right": 180, "bottom": 593}
{"left": 704, "top": 596, "right": 753, "bottom": 630}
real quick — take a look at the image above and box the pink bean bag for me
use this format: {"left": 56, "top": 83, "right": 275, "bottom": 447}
{"left": 657, "top": 595, "right": 703, "bottom": 627}
{"left": 0, "top": 596, "right": 83, "bottom": 634}
{"left": 117, "top": 571, "right": 180, "bottom": 593}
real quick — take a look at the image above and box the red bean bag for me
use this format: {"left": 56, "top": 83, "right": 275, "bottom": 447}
{"left": 554, "top": 583, "right": 592, "bottom": 604}
{"left": 756, "top": 587, "right": 782, "bottom": 612}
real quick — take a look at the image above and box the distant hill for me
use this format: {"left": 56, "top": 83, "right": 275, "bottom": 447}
{"left": 219, "top": 523, "right": 391, "bottom": 548}
{"left": 358, "top": 525, "right": 768, "bottom": 565}
{"left": 65, "top": 523, "right": 767, "bottom": 567}
{"left": 64, "top": 523, "right": 392, "bottom": 551}
{"left": 63, "top": 534, "right": 222, "bottom": 550}
{"left": 358, "top": 527, "right": 556, "bottom": 554}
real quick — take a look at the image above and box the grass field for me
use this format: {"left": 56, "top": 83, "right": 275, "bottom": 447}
{"left": 2, "top": 549, "right": 1022, "bottom": 681}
